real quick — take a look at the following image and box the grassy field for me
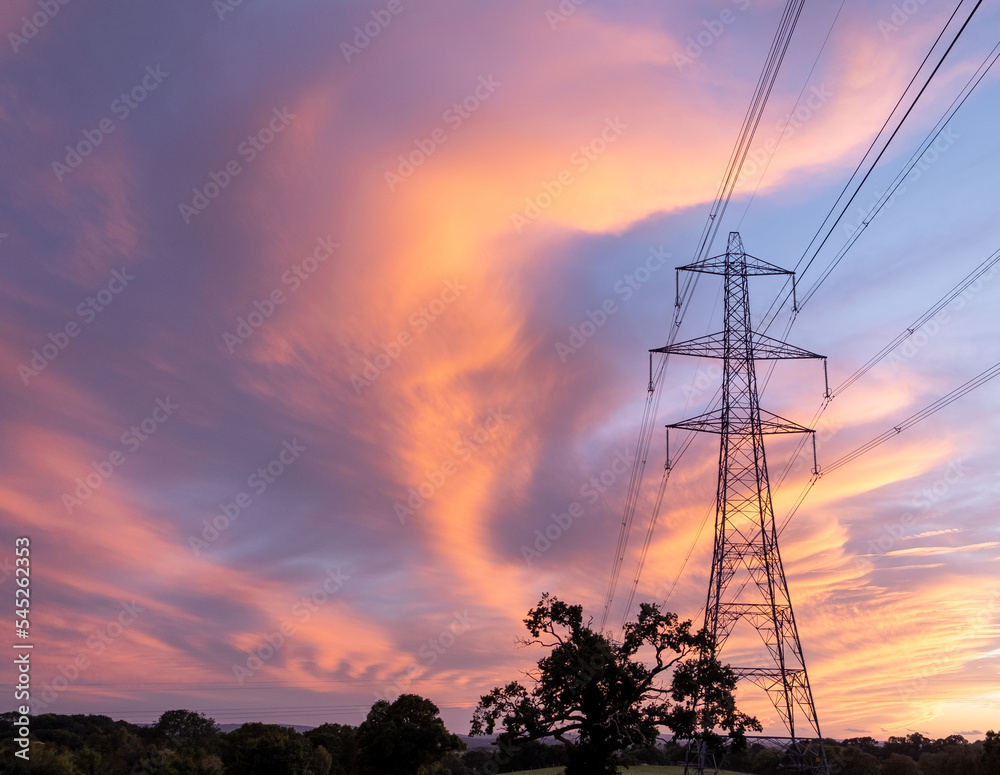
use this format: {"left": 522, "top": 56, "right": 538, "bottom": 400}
{"left": 501, "top": 767, "right": 752, "bottom": 775}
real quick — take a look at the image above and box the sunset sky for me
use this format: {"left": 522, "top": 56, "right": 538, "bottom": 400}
{"left": 2, "top": 0, "right": 999, "bottom": 743}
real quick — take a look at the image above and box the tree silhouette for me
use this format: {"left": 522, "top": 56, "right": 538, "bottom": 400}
{"left": 223, "top": 722, "right": 320, "bottom": 775}
{"left": 357, "top": 693, "right": 464, "bottom": 775}
{"left": 470, "top": 594, "right": 759, "bottom": 775}
{"left": 155, "top": 708, "right": 220, "bottom": 746}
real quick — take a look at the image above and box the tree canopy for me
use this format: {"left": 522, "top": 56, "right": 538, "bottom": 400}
{"left": 223, "top": 722, "right": 323, "bottom": 775}
{"left": 470, "top": 593, "right": 759, "bottom": 775}
{"left": 357, "top": 693, "right": 465, "bottom": 775}
{"left": 155, "top": 708, "right": 220, "bottom": 746}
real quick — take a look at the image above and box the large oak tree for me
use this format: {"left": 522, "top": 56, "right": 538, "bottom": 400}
{"left": 470, "top": 594, "right": 759, "bottom": 775}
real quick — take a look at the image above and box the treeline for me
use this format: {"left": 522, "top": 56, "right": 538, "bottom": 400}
{"left": 720, "top": 732, "right": 1000, "bottom": 774}
{"left": 1, "top": 701, "right": 998, "bottom": 775}
{"left": 0, "top": 694, "right": 566, "bottom": 775}
{"left": 1, "top": 694, "right": 466, "bottom": 775}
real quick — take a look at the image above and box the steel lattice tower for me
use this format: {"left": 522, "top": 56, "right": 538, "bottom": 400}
{"left": 654, "top": 232, "right": 829, "bottom": 774}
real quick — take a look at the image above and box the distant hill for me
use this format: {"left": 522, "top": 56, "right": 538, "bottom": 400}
{"left": 218, "top": 722, "right": 316, "bottom": 733}
{"left": 458, "top": 732, "right": 498, "bottom": 750}
{"left": 457, "top": 732, "right": 570, "bottom": 750}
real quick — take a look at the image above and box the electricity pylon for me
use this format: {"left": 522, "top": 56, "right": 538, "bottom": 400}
{"left": 655, "top": 232, "right": 829, "bottom": 774}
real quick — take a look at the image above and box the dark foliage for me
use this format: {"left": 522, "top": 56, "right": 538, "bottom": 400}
{"left": 0, "top": 710, "right": 995, "bottom": 775}
{"left": 222, "top": 722, "right": 319, "bottom": 775}
{"left": 470, "top": 594, "right": 759, "bottom": 775}
{"left": 303, "top": 723, "right": 358, "bottom": 775}
{"left": 356, "top": 693, "right": 464, "bottom": 775}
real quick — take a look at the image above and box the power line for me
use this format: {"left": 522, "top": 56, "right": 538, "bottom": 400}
{"left": 825, "top": 360, "right": 1000, "bottom": 474}
{"left": 799, "top": 0, "right": 1000, "bottom": 310}
{"left": 833, "top": 247, "right": 1000, "bottom": 395}
{"left": 605, "top": 0, "right": 993, "bottom": 633}
{"left": 737, "top": 0, "right": 849, "bottom": 228}
{"left": 668, "top": 243, "right": 1000, "bottom": 597}
{"left": 696, "top": 0, "right": 807, "bottom": 261}
{"left": 658, "top": 179, "right": 1000, "bottom": 618}
{"left": 766, "top": 242, "right": 1000, "bottom": 490}
{"left": 773, "top": 356, "right": 1000, "bottom": 536}
{"left": 794, "top": 0, "right": 981, "bottom": 289}
{"left": 752, "top": 23, "right": 1000, "bottom": 465}
{"left": 600, "top": 0, "right": 808, "bottom": 632}
{"left": 757, "top": 0, "right": 987, "bottom": 329}
{"left": 618, "top": 0, "right": 853, "bottom": 628}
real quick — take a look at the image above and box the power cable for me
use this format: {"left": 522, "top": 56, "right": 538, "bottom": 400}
{"left": 772, "top": 356, "right": 1000, "bottom": 538}
{"left": 737, "top": 0, "right": 849, "bottom": 228}
{"left": 757, "top": 0, "right": 986, "bottom": 329}
{"left": 833, "top": 247, "right": 1000, "bottom": 395}
{"left": 599, "top": 0, "right": 808, "bottom": 632}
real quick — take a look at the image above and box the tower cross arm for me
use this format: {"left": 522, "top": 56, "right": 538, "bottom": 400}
{"left": 751, "top": 332, "right": 823, "bottom": 359}
{"left": 677, "top": 252, "right": 793, "bottom": 277}
{"left": 650, "top": 331, "right": 823, "bottom": 360}
{"left": 650, "top": 332, "right": 726, "bottom": 357}
{"left": 758, "top": 409, "right": 815, "bottom": 435}
{"left": 666, "top": 408, "right": 814, "bottom": 435}
{"left": 666, "top": 409, "right": 726, "bottom": 434}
